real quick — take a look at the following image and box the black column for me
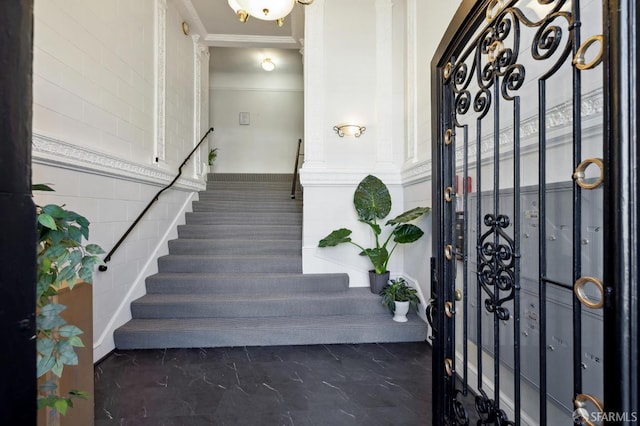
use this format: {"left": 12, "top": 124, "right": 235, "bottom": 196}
{"left": 0, "top": 1, "right": 36, "bottom": 424}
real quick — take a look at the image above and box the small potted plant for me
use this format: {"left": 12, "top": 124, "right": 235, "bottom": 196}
{"left": 379, "top": 277, "right": 420, "bottom": 322}
{"left": 318, "top": 175, "right": 430, "bottom": 293}
{"left": 207, "top": 147, "right": 219, "bottom": 171}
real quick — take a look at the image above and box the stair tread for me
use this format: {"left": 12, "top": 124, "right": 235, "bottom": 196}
{"left": 149, "top": 272, "right": 345, "bottom": 279}
{"left": 134, "top": 289, "right": 376, "bottom": 303}
{"left": 117, "top": 314, "right": 426, "bottom": 331}
{"left": 160, "top": 253, "right": 301, "bottom": 258}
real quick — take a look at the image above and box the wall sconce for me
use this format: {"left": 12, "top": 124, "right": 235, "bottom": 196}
{"left": 261, "top": 58, "right": 276, "bottom": 71}
{"left": 333, "top": 124, "right": 366, "bottom": 137}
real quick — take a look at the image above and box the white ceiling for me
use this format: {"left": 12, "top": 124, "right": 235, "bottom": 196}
{"left": 177, "top": 0, "right": 306, "bottom": 75}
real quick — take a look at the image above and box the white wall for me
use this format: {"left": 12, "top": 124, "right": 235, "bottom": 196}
{"left": 300, "top": 0, "right": 460, "bottom": 294}
{"left": 210, "top": 70, "right": 304, "bottom": 173}
{"left": 401, "top": 0, "right": 463, "bottom": 313}
{"left": 32, "top": 0, "right": 210, "bottom": 361}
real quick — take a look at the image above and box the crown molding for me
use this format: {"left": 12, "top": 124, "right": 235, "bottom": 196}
{"left": 32, "top": 133, "right": 205, "bottom": 191}
{"left": 205, "top": 33, "right": 299, "bottom": 48}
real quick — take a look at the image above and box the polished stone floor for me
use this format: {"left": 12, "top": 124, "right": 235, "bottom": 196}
{"left": 94, "top": 342, "right": 433, "bottom": 425}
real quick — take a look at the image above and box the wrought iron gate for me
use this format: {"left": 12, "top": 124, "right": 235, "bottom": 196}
{"left": 429, "top": 1, "right": 638, "bottom": 425}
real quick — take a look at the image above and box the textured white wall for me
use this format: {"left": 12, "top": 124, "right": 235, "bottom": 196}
{"left": 300, "top": 0, "right": 408, "bottom": 285}
{"left": 32, "top": 0, "right": 209, "bottom": 361}
{"left": 209, "top": 72, "right": 304, "bottom": 174}
{"left": 401, "top": 0, "right": 462, "bottom": 315}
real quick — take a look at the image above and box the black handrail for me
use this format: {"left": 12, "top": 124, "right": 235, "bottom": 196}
{"left": 290, "top": 138, "right": 302, "bottom": 199}
{"left": 98, "top": 127, "right": 214, "bottom": 271}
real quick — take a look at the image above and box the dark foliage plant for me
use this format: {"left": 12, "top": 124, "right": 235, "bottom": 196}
{"left": 318, "top": 175, "right": 430, "bottom": 274}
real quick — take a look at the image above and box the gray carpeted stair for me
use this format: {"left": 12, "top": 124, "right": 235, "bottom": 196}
{"left": 114, "top": 173, "right": 427, "bottom": 349}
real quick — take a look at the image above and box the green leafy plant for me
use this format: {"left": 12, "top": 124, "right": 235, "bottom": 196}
{"left": 318, "top": 175, "right": 430, "bottom": 274}
{"left": 379, "top": 277, "right": 420, "bottom": 312}
{"left": 35, "top": 184, "right": 105, "bottom": 415}
{"left": 208, "top": 147, "right": 219, "bottom": 166}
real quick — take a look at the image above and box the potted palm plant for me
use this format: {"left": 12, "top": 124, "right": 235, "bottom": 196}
{"left": 379, "top": 277, "right": 420, "bottom": 322}
{"left": 318, "top": 174, "right": 430, "bottom": 293}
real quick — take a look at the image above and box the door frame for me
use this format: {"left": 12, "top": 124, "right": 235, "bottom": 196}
{"left": 0, "top": 1, "right": 36, "bottom": 424}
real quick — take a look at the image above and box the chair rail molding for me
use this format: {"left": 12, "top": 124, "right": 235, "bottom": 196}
{"left": 32, "top": 132, "right": 205, "bottom": 191}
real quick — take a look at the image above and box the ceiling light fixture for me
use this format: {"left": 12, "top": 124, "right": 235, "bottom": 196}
{"left": 261, "top": 58, "right": 276, "bottom": 71}
{"left": 228, "top": 0, "right": 314, "bottom": 27}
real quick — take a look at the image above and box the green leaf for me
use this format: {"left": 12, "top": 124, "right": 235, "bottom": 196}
{"left": 43, "top": 204, "right": 67, "bottom": 219}
{"left": 353, "top": 175, "right": 391, "bottom": 221}
{"left": 33, "top": 183, "right": 55, "bottom": 192}
{"left": 68, "top": 225, "right": 83, "bottom": 244}
{"left": 85, "top": 244, "right": 105, "bottom": 255}
{"left": 318, "top": 228, "right": 353, "bottom": 247}
{"left": 386, "top": 206, "right": 431, "bottom": 226}
{"left": 49, "top": 229, "right": 65, "bottom": 246}
{"left": 53, "top": 398, "right": 69, "bottom": 416}
{"left": 58, "top": 341, "right": 79, "bottom": 365}
{"left": 392, "top": 224, "right": 425, "bottom": 244}
{"left": 57, "top": 264, "right": 77, "bottom": 284}
{"left": 69, "top": 389, "right": 90, "bottom": 399}
{"left": 68, "top": 336, "right": 85, "bottom": 347}
{"left": 52, "top": 359, "right": 64, "bottom": 378}
{"left": 37, "top": 313, "right": 67, "bottom": 331}
{"left": 59, "top": 325, "right": 83, "bottom": 337}
{"left": 78, "top": 266, "right": 94, "bottom": 283}
{"left": 37, "top": 353, "right": 56, "bottom": 378}
{"left": 38, "top": 395, "right": 59, "bottom": 410}
{"left": 360, "top": 247, "right": 389, "bottom": 274}
{"left": 37, "top": 336, "right": 55, "bottom": 357}
{"left": 39, "top": 303, "right": 66, "bottom": 317}
{"left": 38, "top": 214, "right": 58, "bottom": 230}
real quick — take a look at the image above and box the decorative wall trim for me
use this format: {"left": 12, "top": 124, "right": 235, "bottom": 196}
{"left": 401, "top": 160, "right": 433, "bottom": 186}
{"left": 32, "top": 133, "right": 205, "bottom": 191}
{"left": 205, "top": 33, "right": 299, "bottom": 47}
{"left": 210, "top": 86, "right": 303, "bottom": 93}
{"left": 300, "top": 168, "right": 402, "bottom": 187}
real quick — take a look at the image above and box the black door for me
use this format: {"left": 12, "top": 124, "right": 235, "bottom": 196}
{"left": 0, "top": 1, "right": 37, "bottom": 424}
{"left": 429, "top": 1, "right": 638, "bottom": 424}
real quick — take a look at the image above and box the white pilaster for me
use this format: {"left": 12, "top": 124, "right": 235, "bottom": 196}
{"left": 154, "top": 0, "right": 167, "bottom": 164}
{"left": 375, "top": 0, "right": 395, "bottom": 171}
{"left": 192, "top": 34, "right": 202, "bottom": 177}
{"left": 301, "top": 0, "right": 326, "bottom": 171}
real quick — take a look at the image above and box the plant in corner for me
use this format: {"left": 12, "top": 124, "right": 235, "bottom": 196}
{"left": 34, "top": 184, "right": 105, "bottom": 416}
{"left": 318, "top": 174, "right": 430, "bottom": 293}
{"left": 379, "top": 277, "right": 420, "bottom": 323}
{"left": 208, "top": 147, "right": 219, "bottom": 168}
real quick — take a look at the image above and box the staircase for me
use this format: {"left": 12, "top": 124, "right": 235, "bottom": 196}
{"left": 114, "top": 174, "right": 427, "bottom": 349}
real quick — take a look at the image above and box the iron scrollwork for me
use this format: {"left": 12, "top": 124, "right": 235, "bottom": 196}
{"left": 477, "top": 214, "right": 516, "bottom": 321}
{"left": 475, "top": 389, "right": 516, "bottom": 426}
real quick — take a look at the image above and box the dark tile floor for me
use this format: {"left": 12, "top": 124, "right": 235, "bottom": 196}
{"left": 94, "top": 342, "right": 433, "bottom": 426}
